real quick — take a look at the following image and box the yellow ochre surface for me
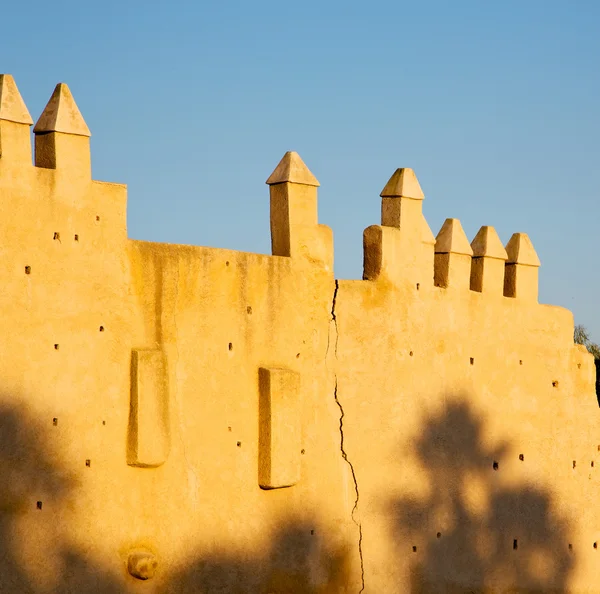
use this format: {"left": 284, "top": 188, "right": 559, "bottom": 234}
{"left": 0, "top": 74, "right": 596, "bottom": 593}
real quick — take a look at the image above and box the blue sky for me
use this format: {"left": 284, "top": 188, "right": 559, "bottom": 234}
{"left": 2, "top": 0, "right": 599, "bottom": 337}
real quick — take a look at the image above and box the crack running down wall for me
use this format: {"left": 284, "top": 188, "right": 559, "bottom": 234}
{"left": 0, "top": 74, "right": 597, "bottom": 593}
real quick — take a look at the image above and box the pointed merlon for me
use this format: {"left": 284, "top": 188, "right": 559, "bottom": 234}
{"left": 471, "top": 226, "right": 508, "bottom": 260}
{"left": 266, "top": 151, "right": 320, "bottom": 187}
{"left": 505, "top": 233, "right": 541, "bottom": 267}
{"left": 435, "top": 218, "right": 473, "bottom": 255}
{"left": 33, "top": 83, "right": 91, "bottom": 137}
{"left": 0, "top": 74, "right": 33, "bottom": 125}
{"left": 380, "top": 168, "right": 424, "bottom": 200}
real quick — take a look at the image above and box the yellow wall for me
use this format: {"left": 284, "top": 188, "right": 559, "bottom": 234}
{"left": 0, "top": 75, "right": 597, "bottom": 593}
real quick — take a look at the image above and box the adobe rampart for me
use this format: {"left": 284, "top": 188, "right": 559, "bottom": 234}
{"left": 0, "top": 74, "right": 596, "bottom": 593}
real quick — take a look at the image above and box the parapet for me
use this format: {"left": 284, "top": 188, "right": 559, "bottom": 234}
{"left": 470, "top": 226, "right": 508, "bottom": 294}
{"left": 363, "top": 168, "right": 435, "bottom": 286}
{"left": 266, "top": 151, "right": 332, "bottom": 269}
{"left": 360, "top": 166, "right": 541, "bottom": 304}
{"left": 0, "top": 75, "right": 128, "bottom": 243}
{"left": 34, "top": 83, "right": 91, "bottom": 178}
{"left": 504, "top": 233, "right": 541, "bottom": 301}
{"left": 434, "top": 219, "right": 473, "bottom": 289}
{"left": 0, "top": 74, "right": 33, "bottom": 163}
{"left": 0, "top": 74, "right": 547, "bottom": 309}
{"left": 0, "top": 75, "right": 92, "bottom": 182}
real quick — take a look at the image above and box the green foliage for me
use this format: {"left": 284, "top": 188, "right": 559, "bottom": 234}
{"left": 574, "top": 324, "right": 600, "bottom": 359}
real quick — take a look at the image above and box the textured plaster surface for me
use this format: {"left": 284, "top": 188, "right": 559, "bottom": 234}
{"left": 0, "top": 77, "right": 596, "bottom": 593}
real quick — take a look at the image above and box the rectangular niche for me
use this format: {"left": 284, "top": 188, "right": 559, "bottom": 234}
{"left": 128, "top": 349, "right": 169, "bottom": 468}
{"left": 258, "top": 367, "right": 301, "bottom": 489}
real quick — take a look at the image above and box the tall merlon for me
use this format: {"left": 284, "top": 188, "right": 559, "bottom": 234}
{"left": 504, "top": 233, "right": 540, "bottom": 302}
{"left": 470, "top": 226, "right": 508, "bottom": 294}
{"left": 34, "top": 83, "right": 91, "bottom": 178}
{"left": 364, "top": 168, "right": 434, "bottom": 285}
{"left": 266, "top": 151, "right": 332, "bottom": 268}
{"left": 0, "top": 74, "right": 33, "bottom": 164}
{"left": 381, "top": 167, "right": 424, "bottom": 227}
{"left": 434, "top": 218, "right": 473, "bottom": 289}
{"left": 380, "top": 168, "right": 435, "bottom": 246}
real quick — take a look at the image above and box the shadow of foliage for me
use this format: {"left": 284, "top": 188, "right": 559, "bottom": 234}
{"left": 389, "top": 399, "right": 575, "bottom": 593}
{"left": 169, "top": 518, "right": 353, "bottom": 593}
{"left": 0, "top": 398, "right": 353, "bottom": 593}
{"left": 0, "top": 395, "right": 579, "bottom": 593}
{"left": 0, "top": 401, "right": 122, "bottom": 593}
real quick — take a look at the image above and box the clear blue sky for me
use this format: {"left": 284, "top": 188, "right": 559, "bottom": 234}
{"left": 2, "top": 1, "right": 599, "bottom": 337}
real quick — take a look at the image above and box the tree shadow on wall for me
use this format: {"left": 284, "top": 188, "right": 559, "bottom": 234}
{"left": 0, "top": 398, "right": 351, "bottom": 593}
{"left": 169, "top": 518, "right": 354, "bottom": 594}
{"left": 389, "top": 399, "right": 576, "bottom": 593}
{"left": 0, "top": 400, "right": 122, "bottom": 593}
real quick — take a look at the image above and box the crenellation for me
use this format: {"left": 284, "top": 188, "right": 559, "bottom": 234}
{"left": 504, "top": 232, "right": 541, "bottom": 301}
{"left": 434, "top": 218, "right": 473, "bottom": 289}
{"left": 379, "top": 168, "right": 434, "bottom": 245}
{"left": 362, "top": 224, "right": 401, "bottom": 282}
{"left": 0, "top": 76, "right": 596, "bottom": 594}
{"left": 363, "top": 168, "right": 434, "bottom": 286}
{"left": 0, "top": 75, "right": 33, "bottom": 165}
{"left": 470, "top": 225, "right": 508, "bottom": 294}
{"left": 266, "top": 151, "right": 333, "bottom": 269}
{"left": 33, "top": 83, "right": 91, "bottom": 178}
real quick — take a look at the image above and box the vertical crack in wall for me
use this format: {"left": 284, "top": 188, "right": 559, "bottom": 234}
{"left": 330, "top": 280, "right": 365, "bottom": 593}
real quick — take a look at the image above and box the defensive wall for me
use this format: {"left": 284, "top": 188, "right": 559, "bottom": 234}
{"left": 0, "top": 74, "right": 597, "bottom": 593}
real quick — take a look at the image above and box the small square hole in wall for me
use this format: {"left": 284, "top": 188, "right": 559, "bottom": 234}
{"left": 412, "top": 546, "right": 417, "bottom": 552}
{"left": 54, "top": 344, "right": 59, "bottom": 350}
{"left": 53, "top": 232, "right": 60, "bottom": 241}
{"left": 470, "top": 357, "right": 474, "bottom": 365}
{"left": 436, "top": 532, "right": 441, "bottom": 539}
{"left": 74, "top": 234, "right": 79, "bottom": 241}
{"left": 310, "top": 530, "right": 314, "bottom": 535}
{"left": 513, "top": 539, "right": 518, "bottom": 550}
{"left": 85, "top": 459, "right": 91, "bottom": 467}
{"left": 246, "top": 306, "right": 252, "bottom": 314}
{"left": 102, "top": 420, "right": 106, "bottom": 426}
{"left": 52, "top": 418, "right": 58, "bottom": 426}
{"left": 569, "top": 544, "right": 573, "bottom": 551}
{"left": 592, "top": 461, "right": 594, "bottom": 468}
{"left": 493, "top": 461, "right": 499, "bottom": 471}
{"left": 519, "top": 454, "right": 524, "bottom": 461}
{"left": 95, "top": 215, "right": 100, "bottom": 222}
{"left": 552, "top": 381, "right": 559, "bottom": 388}
{"left": 99, "top": 326, "right": 104, "bottom": 332}
{"left": 228, "top": 343, "right": 233, "bottom": 351}
{"left": 409, "top": 351, "right": 414, "bottom": 357}
{"left": 594, "top": 542, "right": 597, "bottom": 549}
{"left": 573, "top": 461, "right": 576, "bottom": 469}
{"left": 416, "top": 283, "right": 420, "bottom": 291}
{"left": 36, "top": 501, "right": 42, "bottom": 510}
{"left": 578, "top": 363, "right": 582, "bottom": 369}
{"left": 25, "top": 266, "right": 31, "bottom": 275}
{"left": 519, "top": 360, "right": 523, "bottom": 365}
{"left": 236, "top": 441, "right": 241, "bottom": 447}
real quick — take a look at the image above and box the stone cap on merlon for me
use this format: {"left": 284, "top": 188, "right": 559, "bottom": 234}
{"left": 0, "top": 74, "right": 33, "bottom": 125}
{"left": 266, "top": 151, "right": 319, "bottom": 187}
{"left": 380, "top": 168, "right": 424, "bottom": 200}
{"left": 33, "top": 83, "right": 91, "bottom": 137}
